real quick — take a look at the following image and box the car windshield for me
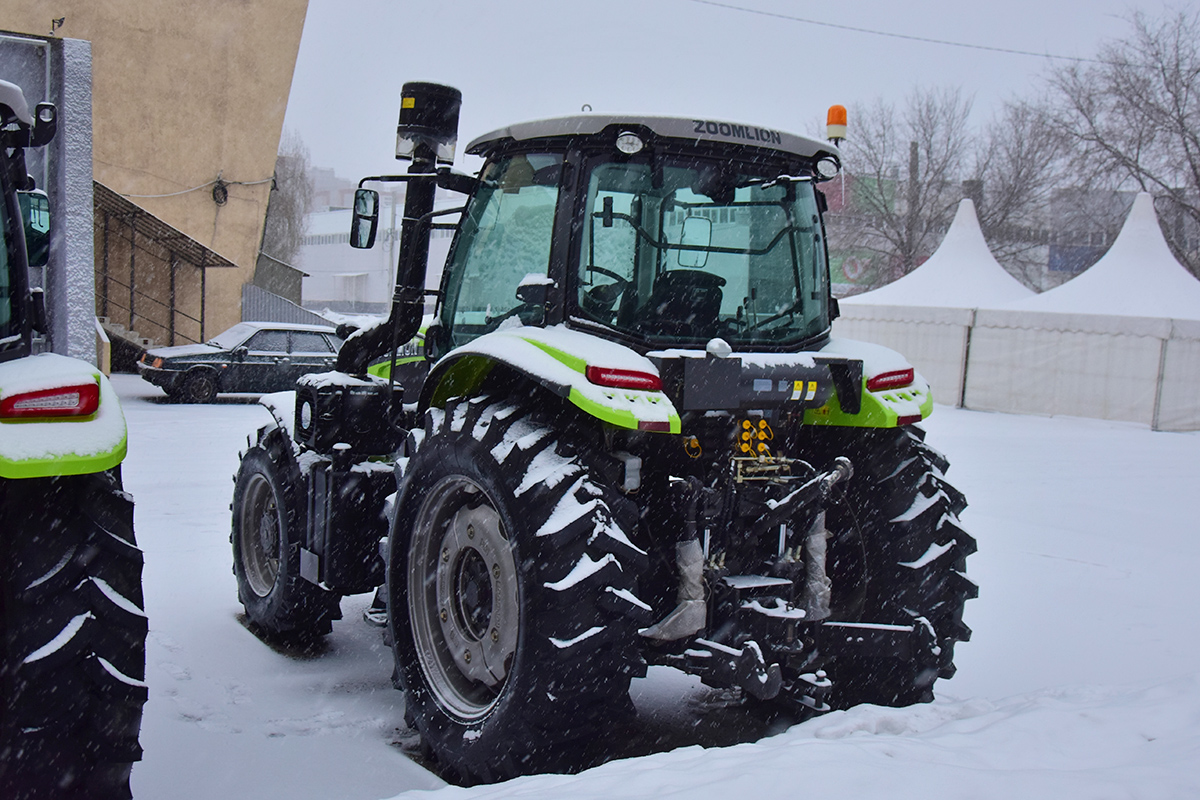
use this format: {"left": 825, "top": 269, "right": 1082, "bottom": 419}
{"left": 207, "top": 323, "right": 259, "bottom": 349}
{"left": 574, "top": 155, "right": 829, "bottom": 347}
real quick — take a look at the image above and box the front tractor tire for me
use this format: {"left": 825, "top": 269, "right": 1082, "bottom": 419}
{"left": 0, "top": 470, "right": 146, "bottom": 800}
{"left": 232, "top": 426, "right": 340, "bottom": 640}
{"left": 814, "top": 425, "right": 977, "bottom": 709}
{"left": 390, "top": 396, "right": 648, "bottom": 784}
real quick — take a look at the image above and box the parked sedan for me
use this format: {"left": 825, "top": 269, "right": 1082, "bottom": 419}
{"left": 137, "top": 322, "right": 344, "bottom": 402}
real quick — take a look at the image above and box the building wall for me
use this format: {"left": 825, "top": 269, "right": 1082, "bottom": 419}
{"left": 0, "top": 33, "right": 95, "bottom": 362}
{"left": 3, "top": 2, "right": 308, "bottom": 337}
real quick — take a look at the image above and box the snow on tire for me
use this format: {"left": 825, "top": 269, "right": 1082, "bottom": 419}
{"left": 0, "top": 470, "right": 146, "bottom": 800}
{"left": 231, "top": 426, "right": 340, "bottom": 639}
{"left": 806, "top": 425, "right": 977, "bottom": 708}
{"left": 389, "top": 395, "right": 648, "bottom": 784}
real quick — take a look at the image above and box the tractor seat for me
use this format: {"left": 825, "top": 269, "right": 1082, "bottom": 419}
{"left": 638, "top": 270, "right": 725, "bottom": 337}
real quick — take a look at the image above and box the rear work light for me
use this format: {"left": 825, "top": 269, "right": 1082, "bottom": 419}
{"left": 585, "top": 366, "right": 662, "bottom": 392}
{"left": 0, "top": 383, "right": 101, "bottom": 419}
{"left": 866, "top": 368, "right": 914, "bottom": 393}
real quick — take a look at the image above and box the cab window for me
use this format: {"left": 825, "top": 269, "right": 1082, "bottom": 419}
{"left": 440, "top": 153, "right": 562, "bottom": 348}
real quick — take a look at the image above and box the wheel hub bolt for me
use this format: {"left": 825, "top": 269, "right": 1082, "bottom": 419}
{"left": 492, "top": 564, "right": 500, "bottom": 578}
{"left": 463, "top": 649, "right": 472, "bottom": 663}
{"left": 467, "top": 524, "right": 475, "bottom": 539}
{"left": 442, "top": 547, "right": 450, "bottom": 563}
{"left": 491, "top": 629, "right": 499, "bottom": 642}
{"left": 440, "top": 608, "right": 448, "bottom": 622}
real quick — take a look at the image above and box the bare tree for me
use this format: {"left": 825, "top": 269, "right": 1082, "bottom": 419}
{"left": 829, "top": 87, "right": 973, "bottom": 290}
{"left": 260, "top": 128, "right": 314, "bottom": 267}
{"left": 1048, "top": 9, "right": 1200, "bottom": 275}
{"left": 969, "top": 98, "right": 1071, "bottom": 287}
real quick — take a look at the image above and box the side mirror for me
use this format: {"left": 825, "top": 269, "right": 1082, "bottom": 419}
{"left": 678, "top": 215, "right": 712, "bottom": 268}
{"left": 30, "top": 103, "right": 57, "bottom": 147}
{"left": 18, "top": 191, "right": 51, "bottom": 268}
{"left": 232, "top": 345, "right": 249, "bottom": 360}
{"left": 350, "top": 189, "right": 380, "bottom": 249}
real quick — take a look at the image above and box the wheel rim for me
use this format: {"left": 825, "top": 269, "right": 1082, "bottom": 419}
{"left": 408, "top": 475, "right": 520, "bottom": 720}
{"left": 239, "top": 472, "right": 281, "bottom": 597}
{"left": 187, "top": 374, "right": 214, "bottom": 401}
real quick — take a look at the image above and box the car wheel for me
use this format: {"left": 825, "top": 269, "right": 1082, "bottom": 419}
{"left": 181, "top": 370, "right": 218, "bottom": 403}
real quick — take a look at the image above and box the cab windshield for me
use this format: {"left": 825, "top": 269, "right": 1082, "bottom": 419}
{"left": 574, "top": 155, "right": 829, "bottom": 347}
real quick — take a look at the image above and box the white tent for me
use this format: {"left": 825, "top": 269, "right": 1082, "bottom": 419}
{"left": 836, "top": 199, "right": 1031, "bottom": 405}
{"left": 1000, "top": 192, "right": 1200, "bottom": 319}
{"left": 844, "top": 198, "right": 1033, "bottom": 308}
{"left": 966, "top": 193, "right": 1200, "bottom": 430}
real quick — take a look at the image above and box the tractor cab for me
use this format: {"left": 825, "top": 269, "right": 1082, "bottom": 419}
{"left": 428, "top": 116, "right": 843, "bottom": 359}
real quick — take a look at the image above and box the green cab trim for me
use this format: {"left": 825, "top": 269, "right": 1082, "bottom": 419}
{"left": 804, "top": 376, "right": 934, "bottom": 428}
{"left": 523, "top": 338, "right": 587, "bottom": 374}
{"left": 367, "top": 355, "right": 424, "bottom": 380}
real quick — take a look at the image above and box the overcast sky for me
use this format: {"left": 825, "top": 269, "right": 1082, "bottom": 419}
{"left": 282, "top": 0, "right": 1178, "bottom": 181}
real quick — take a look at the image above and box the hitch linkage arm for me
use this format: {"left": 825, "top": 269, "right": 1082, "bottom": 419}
{"left": 751, "top": 456, "right": 853, "bottom": 535}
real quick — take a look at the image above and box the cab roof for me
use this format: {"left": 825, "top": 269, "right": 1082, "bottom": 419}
{"left": 466, "top": 114, "right": 839, "bottom": 162}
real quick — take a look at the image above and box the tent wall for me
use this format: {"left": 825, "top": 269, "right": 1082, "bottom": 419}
{"left": 834, "top": 304, "right": 973, "bottom": 407}
{"left": 1157, "top": 320, "right": 1200, "bottom": 432}
{"left": 964, "top": 310, "right": 1167, "bottom": 424}
{"left": 835, "top": 305, "right": 1198, "bottom": 431}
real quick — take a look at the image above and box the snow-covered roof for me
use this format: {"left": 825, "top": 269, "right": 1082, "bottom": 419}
{"left": 999, "top": 192, "right": 1200, "bottom": 320}
{"left": 467, "top": 115, "right": 838, "bottom": 162}
{"left": 843, "top": 199, "right": 1033, "bottom": 308}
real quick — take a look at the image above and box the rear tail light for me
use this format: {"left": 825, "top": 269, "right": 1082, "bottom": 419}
{"left": 585, "top": 366, "right": 662, "bottom": 391}
{"left": 866, "top": 368, "right": 914, "bottom": 393}
{"left": 0, "top": 383, "right": 101, "bottom": 418}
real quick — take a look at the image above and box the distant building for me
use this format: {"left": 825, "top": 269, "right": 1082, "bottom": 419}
{"left": 297, "top": 174, "right": 455, "bottom": 314}
{"left": 3, "top": 2, "right": 308, "bottom": 345}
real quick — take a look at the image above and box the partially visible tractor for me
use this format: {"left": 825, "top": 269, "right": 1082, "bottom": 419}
{"left": 231, "top": 83, "right": 975, "bottom": 784}
{"left": 0, "top": 80, "right": 145, "bottom": 799}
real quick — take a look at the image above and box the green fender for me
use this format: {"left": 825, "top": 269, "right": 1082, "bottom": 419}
{"left": 421, "top": 325, "right": 681, "bottom": 434}
{"left": 804, "top": 336, "right": 935, "bottom": 428}
{"left": 0, "top": 353, "right": 128, "bottom": 479}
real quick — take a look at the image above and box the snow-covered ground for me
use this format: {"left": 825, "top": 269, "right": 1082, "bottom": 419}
{"left": 115, "top": 373, "right": 1200, "bottom": 799}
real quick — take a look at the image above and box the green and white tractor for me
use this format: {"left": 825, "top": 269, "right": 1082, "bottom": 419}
{"left": 231, "top": 83, "right": 976, "bottom": 784}
{"left": 0, "top": 79, "right": 145, "bottom": 800}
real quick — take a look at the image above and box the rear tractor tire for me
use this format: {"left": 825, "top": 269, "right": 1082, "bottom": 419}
{"left": 812, "top": 425, "right": 977, "bottom": 709}
{"left": 390, "top": 396, "right": 649, "bottom": 784}
{"left": 231, "top": 426, "right": 340, "bottom": 641}
{"left": 0, "top": 470, "right": 146, "bottom": 800}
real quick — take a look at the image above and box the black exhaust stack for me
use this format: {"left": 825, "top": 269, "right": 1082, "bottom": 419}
{"left": 337, "top": 82, "right": 461, "bottom": 374}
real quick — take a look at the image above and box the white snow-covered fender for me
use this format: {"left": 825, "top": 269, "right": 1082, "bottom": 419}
{"left": 804, "top": 337, "right": 934, "bottom": 428}
{"left": 423, "top": 325, "right": 681, "bottom": 433}
{"left": 0, "top": 353, "right": 128, "bottom": 479}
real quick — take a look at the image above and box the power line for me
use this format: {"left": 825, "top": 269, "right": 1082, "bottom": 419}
{"left": 120, "top": 175, "right": 275, "bottom": 199}
{"left": 684, "top": 0, "right": 1105, "bottom": 64}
